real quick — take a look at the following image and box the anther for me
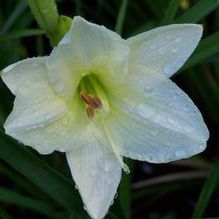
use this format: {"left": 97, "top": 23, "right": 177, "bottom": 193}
{"left": 80, "top": 92, "right": 102, "bottom": 118}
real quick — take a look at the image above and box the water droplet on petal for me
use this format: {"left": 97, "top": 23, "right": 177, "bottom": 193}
{"left": 166, "top": 35, "right": 174, "bottom": 40}
{"left": 114, "top": 192, "right": 118, "bottom": 199}
{"left": 163, "top": 63, "right": 173, "bottom": 75}
{"left": 149, "top": 43, "right": 157, "bottom": 49}
{"left": 123, "top": 163, "right": 130, "bottom": 174}
{"left": 171, "top": 48, "right": 177, "bottom": 53}
{"left": 199, "top": 144, "right": 205, "bottom": 150}
{"left": 137, "top": 104, "right": 153, "bottom": 119}
{"left": 110, "top": 199, "right": 114, "bottom": 206}
{"left": 75, "top": 185, "right": 78, "bottom": 190}
{"left": 175, "top": 37, "right": 182, "bottom": 43}
{"left": 45, "top": 114, "right": 50, "bottom": 120}
{"left": 175, "top": 148, "right": 185, "bottom": 158}
{"left": 104, "top": 162, "right": 111, "bottom": 173}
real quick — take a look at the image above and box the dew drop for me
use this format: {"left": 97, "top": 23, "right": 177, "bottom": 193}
{"left": 149, "top": 43, "right": 157, "bottom": 49}
{"left": 137, "top": 104, "right": 153, "bottom": 119}
{"left": 175, "top": 148, "right": 185, "bottom": 158}
{"left": 17, "top": 122, "right": 22, "bottom": 127}
{"left": 123, "top": 163, "right": 130, "bottom": 174}
{"left": 110, "top": 199, "right": 114, "bottom": 206}
{"left": 175, "top": 37, "right": 182, "bottom": 43}
{"left": 45, "top": 114, "right": 50, "bottom": 120}
{"left": 114, "top": 192, "right": 118, "bottom": 199}
{"left": 199, "top": 144, "right": 205, "bottom": 150}
{"left": 83, "top": 205, "right": 87, "bottom": 211}
{"left": 171, "top": 48, "right": 177, "bottom": 53}
{"left": 163, "top": 63, "right": 173, "bottom": 75}
{"left": 104, "top": 162, "right": 111, "bottom": 173}
{"left": 75, "top": 185, "right": 78, "bottom": 190}
{"left": 165, "top": 35, "right": 172, "bottom": 40}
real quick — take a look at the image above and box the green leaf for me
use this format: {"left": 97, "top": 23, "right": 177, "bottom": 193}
{"left": 0, "top": 131, "right": 88, "bottom": 218}
{"left": 143, "top": 0, "right": 164, "bottom": 18}
{"left": 182, "top": 31, "right": 219, "bottom": 70}
{"left": 192, "top": 162, "right": 219, "bottom": 218}
{"left": 0, "top": 208, "right": 13, "bottom": 219}
{"left": 176, "top": 0, "right": 219, "bottom": 23}
{"left": 161, "top": 0, "right": 180, "bottom": 25}
{"left": 0, "top": 131, "right": 120, "bottom": 219}
{"left": 118, "top": 160, "right": 133, "bottom": 219}
{"left": 0, "top": 29, "right": 45, "bottom": 42}
{"left": 115, "top": 0, "right": 129, "bottom": 35}
{"left": 2, "top": 0, "right": 27, "bottom": 33}
{"left": 0, "top": 187, "right": 58, "bottom": 218}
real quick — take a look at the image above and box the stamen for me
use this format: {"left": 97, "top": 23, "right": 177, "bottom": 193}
{"left": 86, "top": 105, "right": 95, "bottom": 118}
{"left": 80, "top": 92, "right": 102, "bottom": 118}
{"left": 100, "top": 119, "right": 130, "bottom": 173}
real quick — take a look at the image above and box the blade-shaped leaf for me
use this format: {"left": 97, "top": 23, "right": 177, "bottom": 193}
{"left": 176, "top": 0, "right": 219, "bottom": 23}
{"left": 0, "top": 131, "right": 88, "bottom": 218}
{"left": 181, "top": 31, "right": 219, "bottom": 70}
{"left": 192, "top": 162, "right": 219, "bottom": 218}
{"left": 161, "top": 0, "right": 180, "bottom": 25}
{"left": 0, "top": 187, "right": 58, "bottom": 218}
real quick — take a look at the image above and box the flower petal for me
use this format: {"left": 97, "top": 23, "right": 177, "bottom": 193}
{"left": 2, "top": 57, "right": 67, "bottom": 129}
{"left": 108, "top": 79, "right": 209, "bottom": 163}
{"left": 66, "top": 141, "right": 121, "bottom": 219}
{"left": 127, "top": 24, "right": 203, "bottom": 78}
{"left": 48, "top": 16, "right": 129, "bottom": 100}
{"left": 1, "top": 57, "right": 47, "bottom": 94}
{"left": 4, "top": 93, "right": 95, "bottom": 154}
{"left": 1, "top": 57, "right": 87, "bottom": 154}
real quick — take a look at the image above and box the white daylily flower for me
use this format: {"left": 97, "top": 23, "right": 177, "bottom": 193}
{"left": 1, "top": 16, "right": 209, "bottom": 219}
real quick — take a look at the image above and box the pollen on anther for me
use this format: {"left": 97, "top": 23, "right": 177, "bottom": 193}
{"left": 80, "top": 92, "right": 102, "bottom": 118}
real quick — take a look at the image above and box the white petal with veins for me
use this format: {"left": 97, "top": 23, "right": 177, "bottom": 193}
{"left": 108, "top": 78, "right": 209, "bottom": 162}
{"left": 128, "top": 24, "right": 202, "bottom": 78}
{"left": 66, "top": 140, "right": 121, "bottom": 219}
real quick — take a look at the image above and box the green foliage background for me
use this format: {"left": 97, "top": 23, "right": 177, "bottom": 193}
{"left": 0, "top": 0, "right": 219, "bottom": 218}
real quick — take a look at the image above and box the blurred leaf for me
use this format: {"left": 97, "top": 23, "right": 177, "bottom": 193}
{"left": 118, "top": 160, "right": 133, "bottom": 219}
{"left": 143, "top": 0, "right": 164, "bottom": 18}
{"left": 182, "top": 31, "right": 219, "bottom": 70}
{"left": 0, "top": 131, "right": 120, "bottom": 219}
{"left": 0, "top": 187, "right": 58, "bottom": 218}
{"left": 192, "top": 162, "right": 219, "bottom": 218}
{"left": 0, "top": 131, "right": 88, "bottom": 218}
{"left": 0, "top": 208, "right": 13, "bottom": 219}
{"left": 132, "top": 180, "right": 200, "bottom": 200}
{"left": 2, "top": 0, "right": 27, "bottom": 33}
{"left": 161, "top": 0, "right": 180, "bottom": 25}
{"left": 115, "top": 0, "right": 128, "bottom": 35}
{"left": 176, "top": 0, "right": 219, "bottom": 23}
{"left": 0, "top": 29, "right": 45, "bottom": 42}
